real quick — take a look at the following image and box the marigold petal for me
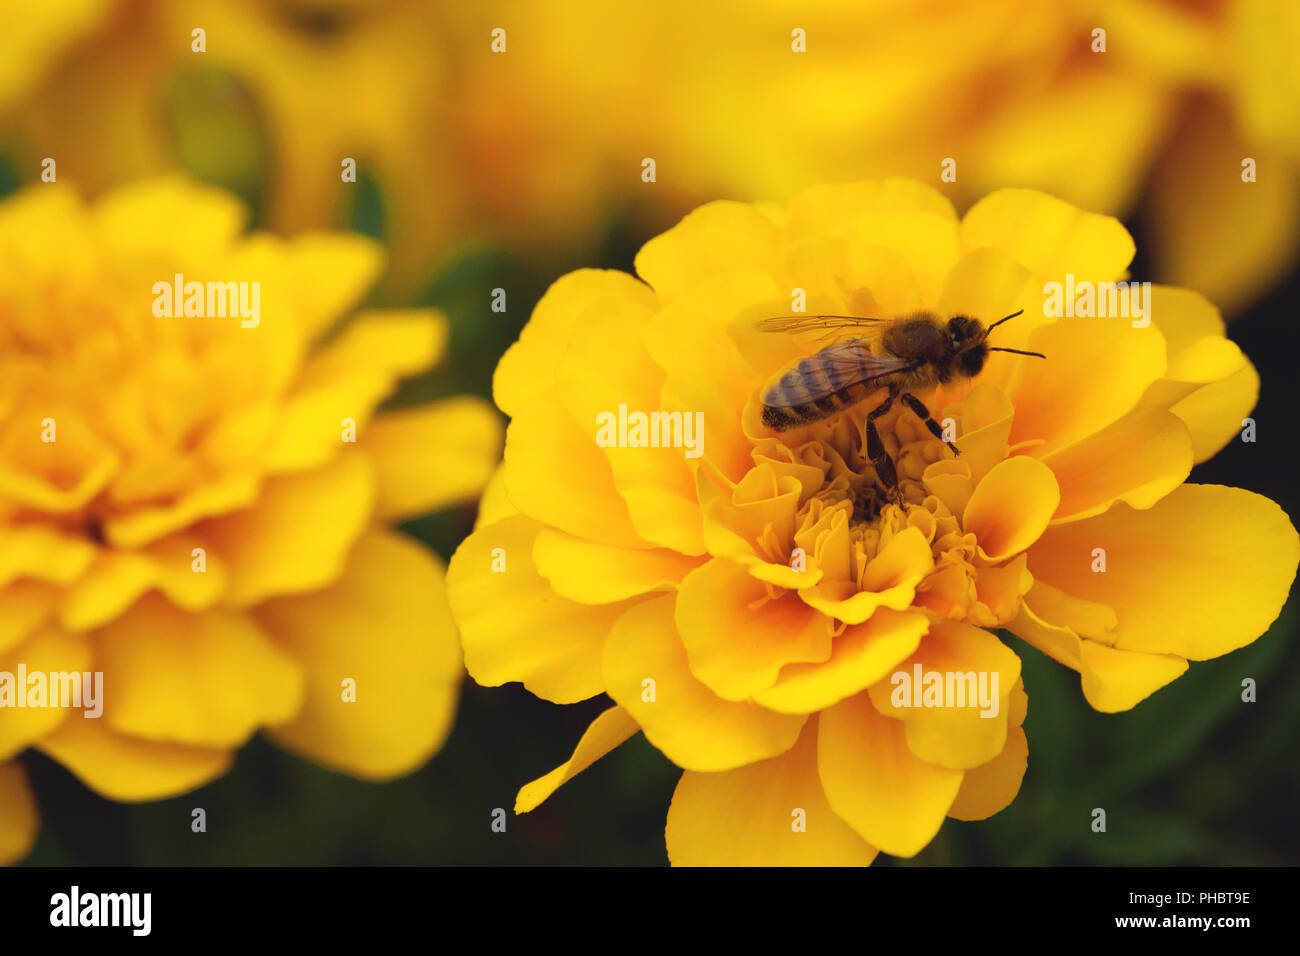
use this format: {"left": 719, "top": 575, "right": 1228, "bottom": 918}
{"left": 0, "top": 763, "right": 39, "bottom": 866}
{"left": 534, "top": 529, "right": 702, "bottom": 605}
{"left": 59, "top": 534, "right": 226, "bottom": 632}
{"left": 494, "top": 269, "right": 657, "bottom": 419}
{"left": 963, "top": 456, "right": 1060, "bottom": 562}
{"left": 364, "top": 397, "right": 502, "bottom": 522}
{"left": 666, "top": 717, "right": 877, "bottom": 866}
{"left": 503, "top": 395, "right": 651, "bottom": 550}
{"left": 199, "top": 453, "right": 374, "bottom": 606}
{"left": 257, "top": 530, "right": 462, "bottom": 780}
{"left": 265, "top": 311, "right": 447, "bottom": 473}
{"left": 1147, "top": 100, "right": 1298, "bottom": 314}
{"left": 754, "top": 609, "right": 930, "bottom": 714}
{"left": 818, "top": 691, "right": 962, "bottom": 857}
{"left": 634, "top": 200, "right": 781, "bottom": 305}
{"left": 1007, "top": 602, "right": 1187, "bottom": 712}
{"left": 1026, "top": 485, "right": 1298, "bottom": 659}
{"left": 1010, "top": 317, "right": 1168, "bottom": 458}
{"left": 675, "top": 558, "right": 832, "bottom": 700}
{"left": 959, "top": 188, "right": 1135, "bottom": 286}
{"left": 947, "top": 725, "right": 1028, "bottom": 822}
{"left": 0, "top": 627, "right": 88, "bottom": 759}
{"left": 603, "top": 595, "right": 806, "bottom": 772}
{"left": 0, "top": 581, "right": 58, "bottom": 654}
{"left": 1042, "top": 407, "right": 1192, "bottom": 523}
{"left": 867, "top": 620, "right": 1020, "bottom": 770}
{"left": 36, "top": 713, "right": 232, "bottom": 802}
{"left": 448, "top": 515, "right": 635, "bottom": 703}
{"left": 515, "top": 706, "right": 640, "bottom": 814}
{"left": 96, "top": 595, "right": 303, "bottom": 748}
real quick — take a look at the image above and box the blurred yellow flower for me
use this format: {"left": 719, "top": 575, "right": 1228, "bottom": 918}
{"left": 0, "top": 176, "right": 502, "bottom": 864}
{"left": 459, "top": 0, "right": 1300, "bottom": 312}
{"left": 4, "top": 1, "right": 1295, "bottom": 308}
{"left": 447, "top": 180, "right": 1297, "bottom": 865}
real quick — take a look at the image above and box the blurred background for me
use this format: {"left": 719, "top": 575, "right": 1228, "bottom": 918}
{"left": 3, "top": 0, "right": 1296, "bottom": 865}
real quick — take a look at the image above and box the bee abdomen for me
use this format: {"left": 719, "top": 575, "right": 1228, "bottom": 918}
{"left": 762, "top": 366, "right": 866, "bottom": 431}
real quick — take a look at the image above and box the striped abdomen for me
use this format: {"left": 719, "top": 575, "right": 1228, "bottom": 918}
{"left": 760, "top": 341, "right": 879, "bottom": 431}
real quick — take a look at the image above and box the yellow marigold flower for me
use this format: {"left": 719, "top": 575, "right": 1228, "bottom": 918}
{"left": 0, "top": 176, "right": 502, "bottom": 865}
{"left": 454, "top": 0, "right": 1300, "bottom": 312}
{"left": 1, "top": 0, "right": 454, "bottom": 288}
{"left": 9, "top": 1, "right": 1294, "bottom": 308}
{"left": 447, "top": 180, "right": 1298, "bottom": 865}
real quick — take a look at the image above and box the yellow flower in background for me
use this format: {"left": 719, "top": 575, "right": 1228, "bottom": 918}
{"left": 5, "top": 0, "right": 1297, "bottom": 310}
{"left": 0, "top": 0, "right": 106, "bottom": 113}
{"left": 454, "top": 0, "right": 1300, "bottom": 313}
{"left": 2, "top": 0, "right": 456, "bottom": 289}
{"left": 447, "top": 180, "right": 1297, "bottom": 865}
{"left": 0, "top": 176, "right": 502, "bottom": 865}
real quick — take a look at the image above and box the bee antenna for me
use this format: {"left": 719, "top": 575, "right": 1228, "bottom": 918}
{"left": 989, "top": 347, "right": 1047, "bottom": 359}
{"left": 984, "top": 309, "right": 1025, "bottom": 335}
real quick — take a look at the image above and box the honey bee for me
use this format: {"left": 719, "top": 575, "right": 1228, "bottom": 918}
{"left": 756, "top": 309, "right": 1044, "bottom": 497}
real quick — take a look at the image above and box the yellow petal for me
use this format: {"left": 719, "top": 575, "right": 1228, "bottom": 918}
{"left": 95, "top": 595, "right": 303, "bottom": 748}
{"left": 666, "top": 717, "right": 877, "bottom": 867}
{"left": 515, "top": 706, "right": 640, "bottom": 814}
{"left": 603, "top": 595, "right": 806, "bottom": 772}
{"left": 959, "top": 188, "right": 1135, "bottom": 286}
{"left": 448, "top": 515, "right": 637, "bottom": 703}
{"left": 494, "top": 269, "right": 657, "bottom": 419}
{"left": 198, "top": 452, "right": 373, "bottom": 606}
{"left": 534, "top": 529, "right": 701, "bottom": 605}
{"left": 59, "top": 534, "right": 226, "bottom": 632}
{"left": 0, "top": 763, "right": 39, "bottom": 866}
{"left": 1170, "top": 362, "right": 1260, "bottom": 463}
{"left": 948, "top": 725, "right": 1028, "bottom": 822}
{"left": 473, "top": 464, "right": 518, "bottom": 529}
{"left": 675, "top": 558, "right": 832, "bottom": 700}
{"left": 1027, "top": 485, "right": 1298, "bottom": 659}
{"left": 799, "top": 525, "right": 935, "bottom": 624}
{"left": 38, "top": 713, "right": 232, "bottom": 802}
{"left": 755, "top": 609, "right": 930, "bottom": 714}
{"left": 1041, "top": 408, "right": 1192, "bottom": 523}
{"left": 264, "top": 311, "right": 447, "bottom": 473}
{"left": 963, "top": 456, "right": 1060, "bottom": 562}
{"left": 503, "top": 394, "right": 651, "bottom": 550}
{"left": 818, "top": 691, "right": 963, "bottom": 857}
{"left": 364, "top": 397, "right": 502, "bottom": 522}
{"left": 634, "top": 200, "right": 781, "bottom": 305}
{"left": 92, "top": 175, "right": 247, "bottom": 264}
{"left": 1010, "top": 317, "right": 1168, "bottom": 458}
{"left": 1008, "top": 601, "right": 1187, "bottom": 713}
{"left": 867, "top": 620, "right": 1021, "bottom": 770}
{"left": 0, "top": 526, "right": 95, "bottom": 589}
{"left": 256, "top": 530, "right": 462, "bottom": 780}
{"left": 0, "top": 626, "right": 89, "bottom": 759}
{"left": 280, "top": 234, "right": 387, "bottom": 341}
{"left": 1147, "top": 99, "right": 1299, "bottom": 314}
{"left": 0, "top": 581, "right": 58, "bottom": 655}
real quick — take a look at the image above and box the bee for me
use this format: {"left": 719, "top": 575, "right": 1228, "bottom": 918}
{"left": 756, "top": 309, "right": 1044, "bottom": 497}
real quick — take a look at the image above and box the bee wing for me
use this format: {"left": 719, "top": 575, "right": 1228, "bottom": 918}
{"left": 754, "top": 314, "right": 888, "bottom": 337}
{"left": 762, "top": 341, "right": 917, "bottom": 408}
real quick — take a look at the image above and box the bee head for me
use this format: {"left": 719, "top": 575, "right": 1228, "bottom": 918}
{"left": 952, "top": 309, "right": 1046, "bottom": 377}
{"left": 946, "top": 316, "right": 989, "bottom": 378}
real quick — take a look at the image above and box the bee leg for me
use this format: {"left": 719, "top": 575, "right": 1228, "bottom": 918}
{"left": 900, "top": 392, "right": 960, "bottom": 456}
{"left": 865, "top": 394, "right": 903, "bottom": 506}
